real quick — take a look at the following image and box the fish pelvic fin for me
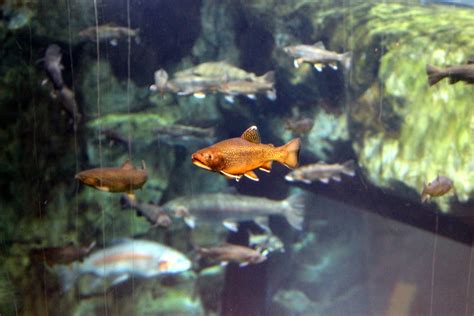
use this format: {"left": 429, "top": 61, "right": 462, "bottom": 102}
{"left": 340, "top": 51, "right": 352, "bottom": 71}
{"left": 277, "top": 138, "right": 301, "bottom": 169}
{"left": 426, "top": 65, "right": 445, "bottom": 86}
{"left": 283, "top": 193, "right": 305, "bottom": 230}
{"left": 342, "top": 160, "right": 356, "bottom": 176}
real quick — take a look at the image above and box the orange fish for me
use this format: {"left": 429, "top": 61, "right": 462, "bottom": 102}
{"left": 191, "top": 126, "right": 300, "bottom": 181}
{"left": 75, "top": 160, "right": 148, "bottom": 196}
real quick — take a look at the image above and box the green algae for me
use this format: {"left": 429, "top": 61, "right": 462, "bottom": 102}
{"left": 351, "top": 4, "right": 474, "bottom": 209}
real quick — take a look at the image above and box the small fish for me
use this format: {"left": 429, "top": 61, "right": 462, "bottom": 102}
{"left": 30, "top": 241, "right": 96, "bottom": 266}
{"left": 43, "top": 44, "right": 64, "bottom": 90}
{"left": 149, "top": 69, "right": 175, "bottom": 95}
{"left": 155, "top": 124, "right": 215, "bottom": 147}
{"left": 160, "top": 192, "right": 305, "bottom": 231}
{"left": 217, "top": 71, "right": 276, "bottom": 102}
{"left": 248, "top": 231, "right": 285, "bottom": 255}
{"left": 284, "top": 117, "right": 315, "bottom": 135}
{"left": 285, "top": 160, "right": 356, "bottom": 184}
{"left": 101, "top": 128, "right": 131, "bottom": 148}
{"left": 121, "top": 194, "right": 172, "bottom": 227}
{"left": 78, "top": 24, "right": 140, "bottom": 46}
{"left": 197, "top": 243, "right": 267, "bottom": 267}
{"left": 421, "top": 175, "right": 454, "bottom": 203}
{"left": 55, "top": 239, "right": 191, "bottom": 291}
{"left": 57, "top": 86, "right": 81, "bottom": 121}
{"left": 174, "top": 61, "right": 258, "bottom": 81}
{"left": 75, "top": 160, "right": 148, "bottom": 195}
{"left": 283, "top": 42, "right": 352, "bottom": 71}
{"left": 192, "top": 125, "right": 300, "bottom": 182}
{"left": 426, "top": 62, "right": 474, "bottom": 86}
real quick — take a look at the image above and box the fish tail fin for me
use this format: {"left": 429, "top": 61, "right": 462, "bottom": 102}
{"left": 277, "top": 138, "right": 301, "bottom": 169}
{"left": 426, "top": 65, "right": 445, "bottom": 86}
{"left": 342, "top": 160, "right": 356, "bottom": 176}
{"left": 283, "top": 192, "right": 305, "bottom": 230}
{"left": 421, "top": 184, "right": 429, "bottom": 203}
{"left": 260, "top": 71, "right": 275, "bottom": 84}
{"left": 55, "top": 262, "right": 81, "bottom": 292}
{"left": 340, "top": 51, "right": 352, "bottom": 70}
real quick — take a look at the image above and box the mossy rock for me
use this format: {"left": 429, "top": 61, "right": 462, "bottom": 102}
{"left": 344, "top": 3, "right": 474, "bottom": 210}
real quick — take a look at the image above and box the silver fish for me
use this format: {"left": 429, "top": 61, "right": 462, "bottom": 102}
{"left": 78, "top": 24, "right": 140, "bottom": 46}
{"left": 283, "top": 42, "right": 352, "bottom": 71}
{"left": 160, "top": 192, "right": 305, "bottom": 231}
{"left": 217, "top": 71, "right": 276, "bottom": 103}
{"left": 285, "top": 160, "right": 355, "bottom": 184}
{"left": 56, "top": 239, "right": 190, "bottom": 291}
{"left": 155, "top": 124, "right": 215, "bottom": 147}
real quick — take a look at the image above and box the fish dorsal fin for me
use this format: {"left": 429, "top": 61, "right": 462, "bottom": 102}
{"left": 313, "top": 41, "right": 326, "bottom": 49}
{"left": 241, "top": 126, "right": 261, "bottom": 144}
{"left": 121, "top": 160, "right": 135, "bottom": 170}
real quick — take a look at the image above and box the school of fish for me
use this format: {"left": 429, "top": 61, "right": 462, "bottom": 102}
{"left": 37, "top": 20, "right": 465, "bottom": 296}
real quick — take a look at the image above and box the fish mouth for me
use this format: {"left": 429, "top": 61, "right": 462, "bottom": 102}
{"left": 191, "top": 155, "right": 212, "bottom": 171}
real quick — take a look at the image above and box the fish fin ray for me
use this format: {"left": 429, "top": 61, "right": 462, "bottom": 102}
{"left": 340, "top": 51, "right": 352, "bottom": 70}
{"left": 284, "top": 193, "right": 306, "bottom": 230}
{"left": 277, "top": 138, "right": 301, "bottom": 169}
{"left": 244, "top": 170, "right": 259, "bottom": 181}
{"left": 121, "top": 160, "right": 135, "bottom": 170}
{"left": 259, "top": 161, "right": 273, "bottom": 173}
{"left": 313, "top": 41, "right": 326, "bottom": 49}
{"left": 426, "top": 65, "right": 445, "bottom": 86}
{"left": 342, "top": 160, "right": 356, "bottom": 176}
{"left": 254, "top": 217, "right": 270, "bottom": 232}
{"left": 241, "top": 125, "right": 261, "bottom": 144}
{"left": 223, "top": 220, "right": 238, "bottom": 232}
{"left": 314, "top": 63, "right": 324, "bottom": 72}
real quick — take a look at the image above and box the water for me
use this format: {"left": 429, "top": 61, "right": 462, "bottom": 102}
{"left": 1, "top": 1, "right": 473, "bottom": 315}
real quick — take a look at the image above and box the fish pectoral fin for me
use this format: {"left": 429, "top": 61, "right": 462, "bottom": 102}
{"left": 244, "top": 170, "right": 259, "bottom": 181}
{"left": 239, "top": 262, "right": 250, "bottom": 268}
{"left": 313, "top": 41, "right": 326, "bottom": 49}
{"left": 313, "top": 63, "right": 324, "bottom": 72}
{"left": 223, "top": 220, "right": 239, "bottom": 232}
{"left": 220, "top": 261, "right": 229, "bottom": 267}
{"left": 111, "top": 273, "right": 130, "bottom": 286}
{"left": 246, "top": 94, "right": 256, "bottom": 100}
{"left": 259, "top": 161, "right": 273, "bottom": 173}
{"left": 332, "top": 175, "right": 341, "bottom": 182}
{"left": 240, "top": 125, "right": 261, "bottom": 144}
{"left": 329, "top": 62, "right": 338, "bottom": 70}
{"left": 254, "top": 217, "right": 270, "bottom": 232}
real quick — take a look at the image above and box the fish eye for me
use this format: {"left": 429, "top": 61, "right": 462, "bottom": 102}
{"left": 205, "top": 153, "right": 213, "bottom": 160}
